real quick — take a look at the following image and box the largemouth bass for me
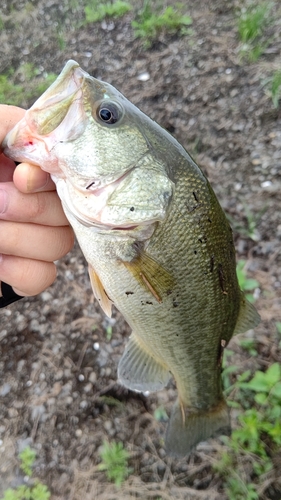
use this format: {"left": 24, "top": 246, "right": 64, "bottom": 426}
{"left": 3, "top": 60, "right": 260, "bottom": 456}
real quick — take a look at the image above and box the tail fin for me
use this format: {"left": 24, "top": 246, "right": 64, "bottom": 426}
{"left": 165, "top": 399, "right": 230, "bottom": 457}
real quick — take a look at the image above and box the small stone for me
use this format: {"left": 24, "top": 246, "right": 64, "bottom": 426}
{"left": 83, "top": 383, "right": 93, "bottom": 393}
{"left": 252, "top": 158, "right": 261, "bottom": 165}
{"left": 54, "top": 370, "right": 64, "bottom": 381}
{"left": 75, "top": 429, "right": 82, "bottom": 437}
{"left": 8, "top": 408, "right": 18, "bottom": 418}
{"left": 137, "top": 71, "right": 150, "bottom": 82}
{"left": 0, "top": 383, "right": 11, "bottom": 396}
{"left": 88, "top": 372, "right": 97, "bottom": 384}
{"left": 104, "top": 420, "right": 112, "bottom": 431}
{"left": 41, "top": 291, "right": 53, "bottom": 302}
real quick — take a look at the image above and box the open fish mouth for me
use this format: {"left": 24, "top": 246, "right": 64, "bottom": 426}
{"left": 2, "top": 61, "right": 92, "bottom": 169}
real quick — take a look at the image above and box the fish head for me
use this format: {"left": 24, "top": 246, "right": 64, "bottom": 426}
{"left": 3, "top": 60, "right": 174, "bottom": 231}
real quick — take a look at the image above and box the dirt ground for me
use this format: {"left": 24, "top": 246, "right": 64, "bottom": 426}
{"left": 0, "top": 0, "right": 281, "bottom": 499}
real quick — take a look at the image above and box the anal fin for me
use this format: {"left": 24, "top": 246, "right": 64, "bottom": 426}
{"left": 118, "top": 333, "right": 171, "bottom": 392}
{"left": 88, "top": 265, "right": 112, "bottom": 318}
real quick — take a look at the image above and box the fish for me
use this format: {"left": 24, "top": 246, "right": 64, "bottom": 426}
{"left": 3, "top": 60, "right": 260, "bottom": 457}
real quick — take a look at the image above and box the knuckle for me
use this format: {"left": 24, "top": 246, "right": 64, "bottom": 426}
{"left": 55, "top": 227, "right": 75, "bottom": 259}
{"left": 20, "top": 260, "right": 57, "bottom": 295}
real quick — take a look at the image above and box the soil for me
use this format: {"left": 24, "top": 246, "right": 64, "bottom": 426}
{"left": 0, "top": 0, "right": 281, "bottom": 499}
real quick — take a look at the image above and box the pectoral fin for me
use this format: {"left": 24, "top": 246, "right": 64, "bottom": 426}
{"left": 118, "top": 333, "right": 171, "bottom": 392}
{"left": 233, "top": 292, "right": 260, "bottom": 335}
{"left": 124, "top": 250, "right": 175, "bottom": 303}
{"left": 88, "top": 265, "right": 112, "bottom": 318}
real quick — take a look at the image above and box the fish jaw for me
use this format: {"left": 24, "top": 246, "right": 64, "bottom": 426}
{"left": 2, "top": 60, "right": 89, "bottom": 176}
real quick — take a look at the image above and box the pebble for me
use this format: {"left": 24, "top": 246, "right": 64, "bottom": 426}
{"left": 8, "top": 408, "right": 18, "bottom": 418}
{"left": 75, "top": 429, "right": 82, "bottom": 437}
{"left": 17, "top": 360, "right": 26, "bottom": 372}
{"left": 79, "top": 400, "right": 88, "bottom": 410}
{"left": 55, "top": 370, "right": 64, "bottom": 381}
{"left": 137, "top": 71, "right": 150, "bottom": 82}
{"left": 83, "top": 383, "right": 93, "bottom": 393}
{"left": 88, "top": 372, "right": 97, "bottom": 384}
{"left": 0, "top": 383, "right": 11, "bottom": 397}
{"left": 104, "top": 420, "right": 112, "bottom": 431}
{"left": 0, "top": 330, "right": 7, "bottom": 341}
{"left": 41, "top": 291, "right": 53, "bottom": 302}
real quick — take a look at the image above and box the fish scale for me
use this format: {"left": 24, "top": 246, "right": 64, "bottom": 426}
{"left": 3, "top": 60, "right": 260, "bottom": 456}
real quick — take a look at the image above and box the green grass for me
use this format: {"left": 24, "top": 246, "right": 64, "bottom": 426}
{"left": 1, "top": 446, "right": 51, "bottom": 500}
{"left": 0, "top": 73, "right": 25, "bottom": 106}
{"left": 98, "top": 441, "right": 132, "bottom": 487}
{"left": 237, "top": 2, "right": 273, "bottom": 62}
{"left": 228, "top": 203, "right": 265, "bottom": 242}
{"left": 84, "top": 0, "right": 131, "bottom": 24}
{"left": 216, "top": 363, "right": 281, "bottom": 499}
{"left": 0, "top": 64, "right": 57, "bottom": 107}
{"left": 154, "top": 405, "right": 169, "bottom": 422}
{"left": 236, "top": 259, "right": 259, "bottom": 303}
{"left": 132, "top": 1, "right": 192, "bottom": 48}
{"left": 270, "top": 69, "right": 281, "bottom": 108}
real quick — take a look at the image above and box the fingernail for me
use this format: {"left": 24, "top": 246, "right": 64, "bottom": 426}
{"left": 0, "top": 190, "right": 9, "bottom": 214}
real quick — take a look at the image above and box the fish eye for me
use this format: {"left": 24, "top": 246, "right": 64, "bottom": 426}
{"left": 97, "top": 102, "right": 121, "bottom": 125}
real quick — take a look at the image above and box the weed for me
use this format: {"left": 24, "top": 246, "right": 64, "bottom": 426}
{"left": 98, "top": 395, "right": 124, "bottom": 409}
{"left": 84, "top": 0, "right": 131, "bottom": 24}
{"left": 215, "top": 363, "right": 281, "bottom": 499}
{"left": 276, "top": 322, "right": 281, "bottom": 347}
{"left": 154, "top": 405, "right": 169, "bottom": 422}
{"left": 228, "top": 203, "right": 264, "bottom": 242}
{"left": 238, "top": 3, "right": 270, "bottom": 43}
{"left": 19, "top": 446, "right": 37, "bottom": 476}
{"left": 1, "top": 446, "right": 51, "bottom": 500}
{"left": 106, "top": 324, "right": 113, "bottom": 341}
{"left": 0, "top": 65, "right": 57, "bottom": 107}
{"left": 237, "top": 3, "right": 272, "bottom": 62}
{"left": 132, "top": 1, "right": 192, "bottom": 48}
{"left": 98, "top": 440, "right": 132, "bottom": 487}
{"left": 270, "top": 69, "right": 281, "bottom": 108}
{"left": 236, "top": 260, "right": 259, "bottom": 303}
{"left": 0, "top": 73, "right": 25, "bottom": 106}
{"left": 238, "top": 338, "right": 258, "bottom": 357}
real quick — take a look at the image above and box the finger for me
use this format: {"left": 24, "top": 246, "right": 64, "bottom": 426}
{"left": 0, "top": 221, "right": 74, "bottom": 262}
{"left": 13, "top": 163, "right": 56, "bottom": 193}
{"left": 0, "top": 153, "right": 16, "bottom": 182}
{"left": 0, "top": 182, "right": 70, "bottom": 226}
{"left": 0, "top": 105, "right": 25, "bottom": 147}
{"left": 0, "top": 254, "right": 57, "bottom": 296}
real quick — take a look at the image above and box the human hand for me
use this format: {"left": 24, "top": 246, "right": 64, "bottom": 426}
{"left": 0, "top": 105, "right": 74, "bottom": 304}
